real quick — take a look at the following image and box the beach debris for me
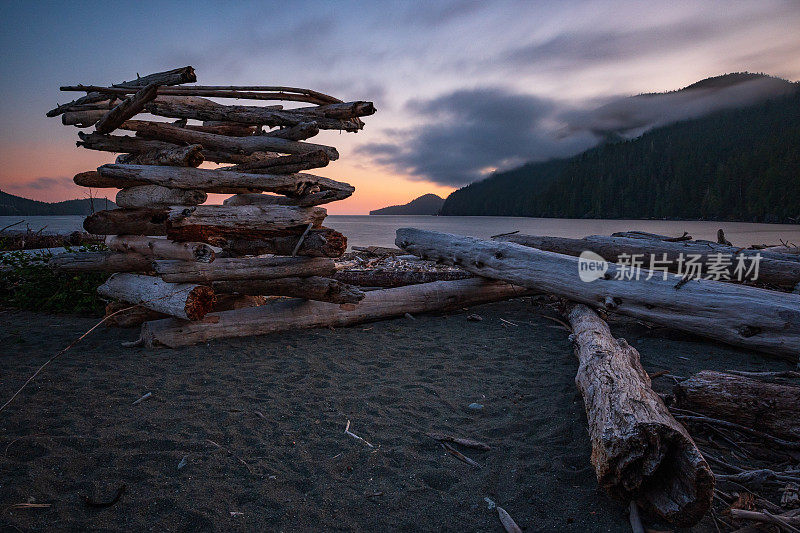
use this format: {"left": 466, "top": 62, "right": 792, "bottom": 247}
{"left": 365, "top": 491, "right": 384, "bottom": 498}
{"left": 499, "top": 318, "right": 518, "bottom": 327}
{"left": 467, "top": 403, "right": 484, "bottom": 411}
{"left": 428, "top": 432, "right": 491, "bottom": 451}
{"left": 177, "top": 455, "right": 188, "bottom": 470}
{"left": 8, "top": 503, "right": 52, "bottom": 510}
{"left": 132, "top": 391, "right": 152, "bottom": 405}
{"left": 441, "top": 442, "right": 481, "bottom": 468}
{"left": 467, "top": 314, "right": 483, "bottom": 321}
{"left": 404, "top": 312, "right": 416, "bottom": 320}
{"left": 345, "top": 420, "right": 374, "bottom": 448}
{"left": 782, "top": 482, "right": 799, "bottom": 509}
{"left": 484, "top": 497, "right": 496, "bottom": 510}
{"left": 230, "top": 511, "right": 244, "bottom": 517}
{"left": 83, "top": 484, "right": 126, "bottom": 508}
{"left": 496, "top": 506, "right": 522, "bottom": 533}
{"left": 628, "top": 501, "right": 645, "bottom": 533}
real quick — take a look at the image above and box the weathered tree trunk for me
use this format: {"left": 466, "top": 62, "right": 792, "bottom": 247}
{"left": 674, "top": 370, "right": 800, "bottom": 442}
{"left": 98, "top": 273, "right": 214, "bottom": 320}
{"left": 265, "top": 122, "right": 320, "bottom": 141}
{"left": 332, "top": 269, "right": 473, "bottom": 287}
{"left": 105, "top": 235, "right": 215, "bottom": 263}
{"left": 97, "top": 163, "right": 353, "bottom": 202}
{"left": 154, "top": 256, "right": 335, "bottom": 283}
{"left": 121, "top": 119, "right": 339, "bottom": 159}
{"left": 216, "top": 227, "right": 346, "bottom": 257}
{"left": 397, "top": 228, "right": 800, "bottom": 359}
{"left": 47, "top": 92, "right": 113, "bottom": 117}
{"left": 95, "top": 83, "right": 158, "bottom": 134}
{"left": 104, "top": 301, "right": 168, "bottom": 328}
{"left": 84, "top": 208, "right": 168, "bottom": 236}
{"left": 213, "top": 276, "right": 365, "bottom": 304}
{"left": 116, "top": 185, "right": 207, "bottom": 208}
{"left": 143, "top": 95, "right": 362, "bottom": 131}
{"left": 610, "top": 231, "right": 692, "bottom": 242}
{"left": 49, "top": 251, "right": 151, "bottom": 272}
{"left": 289, "top": 101, "right": 376, "bottom": 120}
{"left": 75, "top": 169, "right": 256, "bottom": 195}
{"left": 201, "top": 150, "right": 278, "bottom": 165}
{"left": 184, "top": 122, "right": 259, "bottom": 136}
{"left": 77, "top": 131, "right": 179, "bottom": 154}
{"left": 496, "top": 234, "right": 800, "bottom": 288}
{"left": 139, "top": 278, "right": 530, "bottom": 347}
{"left": 221, "top": 189, "right": 344, "bottom": 207}
{"left": 566, "top": 304, "right": 713, "bottom": 526}
{"left": 62, "top": 109, "right": 106, "bottom": 127}
{"left": 115, "top": 144, "right": 204, "bottom": 167}
{"left": 112, "top": 66, "right": 196, "bottom": 88}
{"left": 222, "top": 150, "right": 329, "bottom": 174}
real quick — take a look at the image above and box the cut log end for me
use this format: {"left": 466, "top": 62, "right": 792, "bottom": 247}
{"left": 185, "top": 285, "right": 216, "bottom": 320}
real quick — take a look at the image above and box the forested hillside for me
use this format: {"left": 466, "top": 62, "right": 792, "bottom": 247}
{"left": 0, "top": 190, "right": 115, "bottom": 216}
{"left": 440, "top": 89, "right": 800, "bottom": 222}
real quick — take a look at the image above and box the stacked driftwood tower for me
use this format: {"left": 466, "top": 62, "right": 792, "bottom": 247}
{"left": 48, "top": 66, "right": 382, "bottom": 332}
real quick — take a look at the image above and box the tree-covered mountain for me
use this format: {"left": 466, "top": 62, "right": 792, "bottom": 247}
{"left": 440, "top": 87, "right": 800, "bottom": 222}
{"left": 370, "top": 194, "right": 445, "bottom": 215}
{"left": 0, "top": 190, "right": 115, "bottom": 216}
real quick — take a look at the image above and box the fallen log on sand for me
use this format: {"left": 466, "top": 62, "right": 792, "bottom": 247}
{"left": 49, "top": 251, "right": 151, "bottom": 272}
{"left": 138, "top": 278, "right": 530, "bottom": 348}
{"left": 98, "top": 273, "right": 214, "bottom": 320}
{"left": 332, "top": 269, "right": 473, "bottom": 288}
{"left": 397, "top": 229, "right": 800, "bottom": 359}
{"left": 154, "top": 257, "right": 335, "bottom": 283}
{"left": 566, "top": 303, "right": 713, "bottom": 526}
{"left": 115, "top": 185, "right": 207, "bottom": 208}
{"left": 115, "top": 144, "right": 204, "bottom": 167}
{"left": 215, "top": 227, "right": 347, "bottom": 258}
{"left": 104, "top": 301, "right": 168, "bottom": 328}
{"left": 213, "top": 276, "right": 365, "bottom": 304}
{"left": 674, "top": 370, "right": 800, "bottom": 442}
{"left": 105, "top": 235, "right": 215, "bottom": 263}
{"left": 496, "top": 234, "right": 800, "bottom": 288}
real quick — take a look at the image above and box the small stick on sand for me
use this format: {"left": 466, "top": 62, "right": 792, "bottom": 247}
{"left": 132, "top": 392, "right": 152, "bottom": 405}
{"left": 499, "top": 318, "right": 518, "bottom": 327}
{"left": 345, "top": 420, "right": 374, "bottom": 448}
{"left": 628, "top": 501, "right": 645, "bottom": 533}
{"left": 496, "top": 506, "right": 522, "bottom": 533}
{"left": 441, "top": 442, "right": 481, "bottom": 468}
{"left": 427, "top": 432, "right": 491, "bottom": 451}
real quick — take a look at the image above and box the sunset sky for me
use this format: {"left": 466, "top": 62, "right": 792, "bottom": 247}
{"left": 1, "top": 0, "right": 799, "bottom": 214}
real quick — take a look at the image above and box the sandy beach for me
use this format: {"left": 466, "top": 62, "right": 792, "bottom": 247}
{"left": 1, "top": 297, "right": 793, "bottom": 532}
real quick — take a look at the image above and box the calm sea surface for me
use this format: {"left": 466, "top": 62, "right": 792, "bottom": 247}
{"left": 3, "top": 215, "right": 800, "bottom": 249}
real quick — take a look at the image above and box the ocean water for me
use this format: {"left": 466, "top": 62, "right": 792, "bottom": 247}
{"left": 2, "top": 214, "right": 800, "bottom": 249}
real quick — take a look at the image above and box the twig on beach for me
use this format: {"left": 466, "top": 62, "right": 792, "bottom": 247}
{"left": 490, "top": 230, "right": 519, "bottom": 239}
{"left": 132, "top": 392, "right": 151, "bottom": 405}
{"left": 499, "top": 318, "right": 518, "bottom": 327}
{"left": 542, "top": 315, "right": 571, "bottom": 331}
{"left": 648, "top": 370, "right": 670, "bottom": 379}
{"left": 0, "top": 220, "right": 24, "bottom": 233}
{"left": 7, "top": 503, "right": 51, "bottom": 510}
{"left": 628, "top": 501, "right": 645, "bottom": 533}
{"left": 428, "top": 432, "right": 491, "bottom": 451}
{"left": 441, "top": 442, "right": 481, "bottom": 468}
{"left": 344, "top": 420, "right": 374, "bottom": 448}
{"left": 496, "top": 506, "right": 522, "bottom": 533}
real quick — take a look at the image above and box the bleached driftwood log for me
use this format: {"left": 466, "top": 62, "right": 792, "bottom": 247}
{"left": 104, "top": 301, "right": 168, "bottom": 328}
{"left": 116, "top": 185, "right": 207, "bottom": 208}
{"left": 674, "top": 370, "right": 800, "bottom": 442}
{"left": 138, "top": 278, "right": 530, "bottom": 348}
{"left": 333, "top": 269, "right": 473, "bottom": 288}
{"left": 222, "top": 150, "right": 329, "bottom": 174}
{"left": 266, "top": 122, "right": 319, "bottom": 141}
{"left": 566, "top": 304, "right": 713, "bottom": 526}
{"left": 95, "top": 83, "right": 158, "bottom": 134}
{"left": 62, "top": 109, "right": 106, "bottom": 127}
{"left": 216, "top": 227, "right": 347, "bottom": 257}
{"left": 213, "top": 276, "right": 365, "bottom": 304}
{"left": 49, "top": 251, "right": 151, "bottom": 272}
{"left": 154, "top": 257, "right": 335, "bottom": 283}
{"left": 496, "top": 234, "right": 800, "bottom": 288}
{"left": 105, "top": 235, "right": 215, "bottom": 263}
{"left": 75, "top": 169, "right": 257, "bottom": 195}
{"left": 96, "top": 163, "right": 354, "bottom": 201}
{"left": 120, "top": 119, "right": 339, "bottom": 159}
{"left": 184, "top": 122, "right": 259, "bottom": 136}
{"left": 397, "top": 228, "right": 800, "bottom": 359}
{"left": 98, "top": 273, "right": 215, "bottom": 320}
{"left": 115, "top": 144, "right": 203, "bottom": 167}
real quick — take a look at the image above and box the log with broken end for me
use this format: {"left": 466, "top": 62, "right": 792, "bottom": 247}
{"left": 566, "top": 303, "right": 713, "bottom": 526}
{"left": 213, "top": 276, "right": 365, "bottom": 304}
{"left": 95, "top": 83, "right": 158, "bottom": 134}
{"left": 115, "top": 185, "right": 207, "bottom": 208}
{"left": 111, "top": 66, "right": 196, "bottom": 88}
{"left": 138, "top": 278, "right": 531, "bottom": 348}
{"left": 98, "top": 273, "right": 214, "bottom": 321}
{"left": 105, "top": 235, "right": 215, "bottom": 263}
{"left": 216, "top": 227, "right": 347, "bottom": 258}
{"left": 62, "top": 109, "right": 106, "bottom": 127}
{"left": 49, "top": 251, "right": 151, "bottom": 272}
{"left": 116, "top": 144, "right": 204, "bottom": 167}
{"left": 153, "top": 256, "right": 335, "bottom": 283}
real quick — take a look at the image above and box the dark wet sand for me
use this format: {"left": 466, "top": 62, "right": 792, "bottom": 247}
{"left": 0, "top": 297, "right": 793, "bottom": 532}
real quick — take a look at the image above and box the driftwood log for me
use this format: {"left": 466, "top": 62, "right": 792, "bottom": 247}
{"left": 213, "top": 276, "right": 365, "bottom": 304}
{"left": 98, "top": 273, "right": 214, "bottom": 320}
{"left": 75, "top": 169, "right": 257, "bottom": 194}
{"left": 62, "top": 109, "right": 106, "bottom": 127}
{"left": 95, "top": 83, "right": 159, "bottom": 134}
{"left": 332, "top": 269, "right": 473, "bottom": 288}
{"left": 120, "top": 119, "right": 339, "bottom": 159}
{"left": 138, "top": 278, "right": 530, "bottom": 348}
{"left": 674, "top": 370, "right": 800, "bottom": 442}
{"left": 77, "top": 131, "right": 177, "bottom": 154}
{"left": 213, "top": 294, "right": 267, "bottom": 312}
{"left": 105, "top": 235, "right": 215, "bottom": 263}
{"left": 115, "top": 185, "right": 207, "bottom": 208}
{"left": 397, "top": 228, "right": 800, "bottom": 359}
{"left": 222, "top": 150, "right": 329, "bottom": 174}
{"left": 566, "top": 304, "right": 713, "bottom": 525}
{"left": 49, "top": 251, "right": 151, "bottom": 272}
{"left": 84, "top": 208, "right": 168, "bottom": 236}
{"left": 115, "top": 144, "right": 204, "bottom": 167}
{"left": 104, "top": 301, "right": 168, "bottom": 328}
{"left": 216, "top": 227, "right": 347, "bottom": 258}
{"left": 266, "top": 122, "right": 320, "bottom": 141}
{"left": 496, "top": 234, "right": 800, "bottom": 289}
{"left": 184, "top": 122, "right": 259, "bottom": 136}
{"left": 154, "top": 257, "right": 335, "bottom": 283}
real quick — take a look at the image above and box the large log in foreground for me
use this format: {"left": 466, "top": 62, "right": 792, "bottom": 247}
{"left": 105, "top": 235, "right": 215, "bottom": 263}
{"left": 396, "top": 229, "right": 800, "bottom": 359}
{"left": 674, "top": 370, "right": 800, "bottom": 442}
{"left": 98, "top": 273, "right": 215, "bottom": 320}
{"left": 216, "top": 227, "right": 347, "bottom": 258}
{"left": 496, "top": 234, "right": 800, "bottom": 289}
{"left": 213, "top": 276, "right": 365, "bottom": 304}
{"left": 566, "top": 304, "right": 713, "bottom": 526}
{"left": 139, "top": 278, "right": 530, "bottom": 348}
{"left": 154, "top": 257, "right": 335, "bottom": 283}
